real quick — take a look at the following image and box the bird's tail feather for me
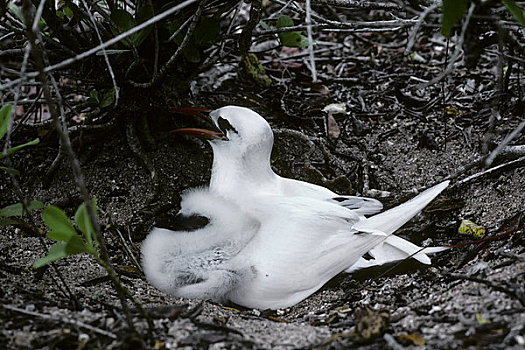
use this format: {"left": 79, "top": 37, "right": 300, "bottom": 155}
{"left": 345, "top": 181, "right": 450, "bottom": 273}
{"left": 354, "top": 181, "right": 449, "bottom": 235}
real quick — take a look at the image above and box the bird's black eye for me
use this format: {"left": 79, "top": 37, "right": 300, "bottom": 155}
{"left": 217, "top": 117, "right": 238, "bottom": 135}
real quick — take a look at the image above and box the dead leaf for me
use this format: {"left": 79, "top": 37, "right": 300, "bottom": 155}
{"left": 353, "top": 307, "right": 390, "bottom": 343}
{"left": 396, "top": 333, "right": 425, "bottom": 346}
{"left": 327, "top": 114, "right": 340, "bottom": 140}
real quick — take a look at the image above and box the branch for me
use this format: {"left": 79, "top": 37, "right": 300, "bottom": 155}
{"left": 262, "top": 18, "right": 418, "bottom": 33}
{"left": 311, "top": 0, "right": 401, "bottom": 10}
{"left": 417, "top": 3, "right": 476, "bottom": 89}
{"left": 452, "top": 155, "right": 525, "bottom": 188}
{"left": 129, "top": 0, "right": 208, "bottom": 88}
{"left": 405, "top": 3, "right": 440, "bottom": 54}
{"left": 0, "top": 0, "right": 199, "bottom": 91}
{"left": 80, "top": 0, "right": 119, "bottom": 107}
{"left": 484, "top": 120, "right": 525, "bottom": 168}
{"left": 239, "top": 0, "right": 262, "bottom": 55}
{"left": 3, "top": 305, "right": 117, "bottom": 339}
{"left": 305, "top": 0, "right": 317, "bottom": 82}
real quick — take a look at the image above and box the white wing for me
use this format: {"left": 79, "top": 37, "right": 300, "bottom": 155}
{"left": 226, "top": 196, "right": 386, "bottom": 309}
{"left": 278, "top": 177, "right": 383, "bottom": 215}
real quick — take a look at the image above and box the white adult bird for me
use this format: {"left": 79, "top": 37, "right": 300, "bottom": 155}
{"left": 169, "top": 106, "right": 448, "bottom": 269}
{"left": 142, "top": 106, "right": 450, "bottom": 309}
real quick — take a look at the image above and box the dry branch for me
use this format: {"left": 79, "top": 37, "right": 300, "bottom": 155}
{"left": 3, "top": 305, "right": 118, "bottom": 339}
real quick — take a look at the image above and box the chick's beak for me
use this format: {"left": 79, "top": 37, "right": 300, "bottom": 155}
{"left": 169, "top": 107, "right": 225, "bottom": 140}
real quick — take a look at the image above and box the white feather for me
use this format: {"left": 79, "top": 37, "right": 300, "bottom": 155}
{"left": 141, "top": 106, "right": 450, "bottom": 309}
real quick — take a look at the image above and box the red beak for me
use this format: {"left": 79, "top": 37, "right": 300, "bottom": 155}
{"left": 169, "top": 107, "right": 213, "bottom": 122}
{"left": 169, "top": 107, "right": 224, "bottom": 139}
{"left": 170, "top": 128, "right": 224, "bottom": 139}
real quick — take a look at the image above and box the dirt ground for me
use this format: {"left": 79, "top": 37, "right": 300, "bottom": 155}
{"left": 1, "top": 17, "right": 525, "bottom": 350}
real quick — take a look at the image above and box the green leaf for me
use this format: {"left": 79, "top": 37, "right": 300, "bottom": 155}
{"left": 259, "top": 21, "right": 271, "bottom": 31}
{"left": 110, "top": 9, "right": 135, "bottom": 47}
{"left": 42, "top": 206, "right": 77, "bottom": 240}
{"left": 88, "top": 90, "right": 100, "bottom": 105}
{"left": 194, "top": 17, "right": 220, "bottom": 47}
{"left": 183, "top": 42, "right": 201, "bottom": 63}
{"left": 110, "top": 6, "right": 153, "bottom": 47}
{"left": 0, "top": 166, "right": 20, "bottom": 175}
{"left": 90, "top": 90, "right": 100, "bottom": 101}
{"left": 74, "top": 199, "right": 97, "bottom": 246}
{"left": 502, "top": 0, "right": 525, "bottom": 28}
{"left": 95, "top": 49, "right": 131, "bottom": 56}
{"left": 100, "top": 88, "right": 118, "bottom": 109}
{"left": 0, "top": 138, "right": 40, "bottom": 160}
{"left": 0, "top": 200, "right": 43, "bottom": 217}
{"left": 274, "top": 15, "right": 310, "bottom": 48}
{"left": 280, "top": 31, "right": 310, "bottom": 48}
{"left": 63, "top": 6, "right": 73, "bottom": 19}
{"left": 111, "top": 9, "right": 135, "bottom": 32}
{"left": 440, "top": 0, "right": 469, "bottom": 37}
{"left": 133, "top": 5, "right": 154, "bottom": 46}
{"left": 65, "top": 235, "right": 88, "bottom": 255}
{"left": 46, "top": 230, "right": 74, "bottom": 241}
{"left": 276, "top": 15, "right": 294, "bottom": 28}
{"left": 8, "top": 3, "right": 24, "bottom": 24}
{"left": 0, "top": 217, "right": 18, "bottom": 226}
{"left": 0, "top": 103, "right": 13, "bottom": 140}
{"left": 32, "top": 242, "right": 69, "bottom": 268}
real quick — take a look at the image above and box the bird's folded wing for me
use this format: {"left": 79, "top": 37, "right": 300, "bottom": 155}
{"left": 328, "top": 196, "right": 383, "bottom": 215}
{"left": 278, "top": 177, "right": 383, "bottom": 215}
{"left": 227, "top": 196, "right": 387, "bottom": 309}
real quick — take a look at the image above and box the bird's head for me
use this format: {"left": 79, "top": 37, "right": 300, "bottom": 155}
{"left": 171, "top": 105, "right": 274, "bottom": 154}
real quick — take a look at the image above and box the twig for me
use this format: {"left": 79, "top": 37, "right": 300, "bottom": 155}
{"left": 305, "top": 0, "right": 317, "bottom": 82}
{"left": 0, "top": 0, "right": 199, "bottom": 91}
{"left": 271, "top": 0, "right": 343, "bottom": 26}
{"left": 80, "top": 0, "right": 119, "bottom": 107}
{"left": 500, "top": 145, "right": 525, "bottom": 158}
{"left": 484, "top": 121, "right": 525, "bottom": 168}
{"left": 129, "top": 0, "right": 207, "bottom": 88}
{"left": 219, "top": 0, "right": 244, "bottom": 57}
{"left": 254, "top": 19, "right": 419, "bottom": 36}
{"left": 125, "top": 122, "right": 158, "bottom": 204}
{"left": 1, "top": 33, "right": 78, "bottom": 304}
{"left": 3, "top": 305, "right": 118, "bottom": 339}
{"left": 418, "top": 3, "right": 476, "bottom": 89}
{"left": 312, "top": 0, "right": 401, "bottom": 10}
{"left": 240, "top": 0, "right": 262, "bottom": 55}
{"left": 20, "top": 0, "right": 141, "bottom": 332}
{"left": 167, "top": 16, "right": 191, "bottom": 42}
{"left": 446, "top": 273, "right": 525, "bottom": 306}
{"left": 405, "top": 3, "right": 440, "bottom": 54}
{"left": 452, "top": 155, "right": 525, "bottom": 188}
{"left": 114, "top": 226, "right": 142, "bottom": 272}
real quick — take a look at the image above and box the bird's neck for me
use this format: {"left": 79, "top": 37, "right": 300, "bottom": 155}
{"left": 210, "top": 145, "right": 276, "bottom": 197}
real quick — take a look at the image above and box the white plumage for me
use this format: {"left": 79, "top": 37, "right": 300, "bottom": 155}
{"left": 142, "top": 106, "right": 449, "bottom": 309}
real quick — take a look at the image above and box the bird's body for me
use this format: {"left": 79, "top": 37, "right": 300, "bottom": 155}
{"left": 142, "top": 106, "right": 449, "bottom": 309}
